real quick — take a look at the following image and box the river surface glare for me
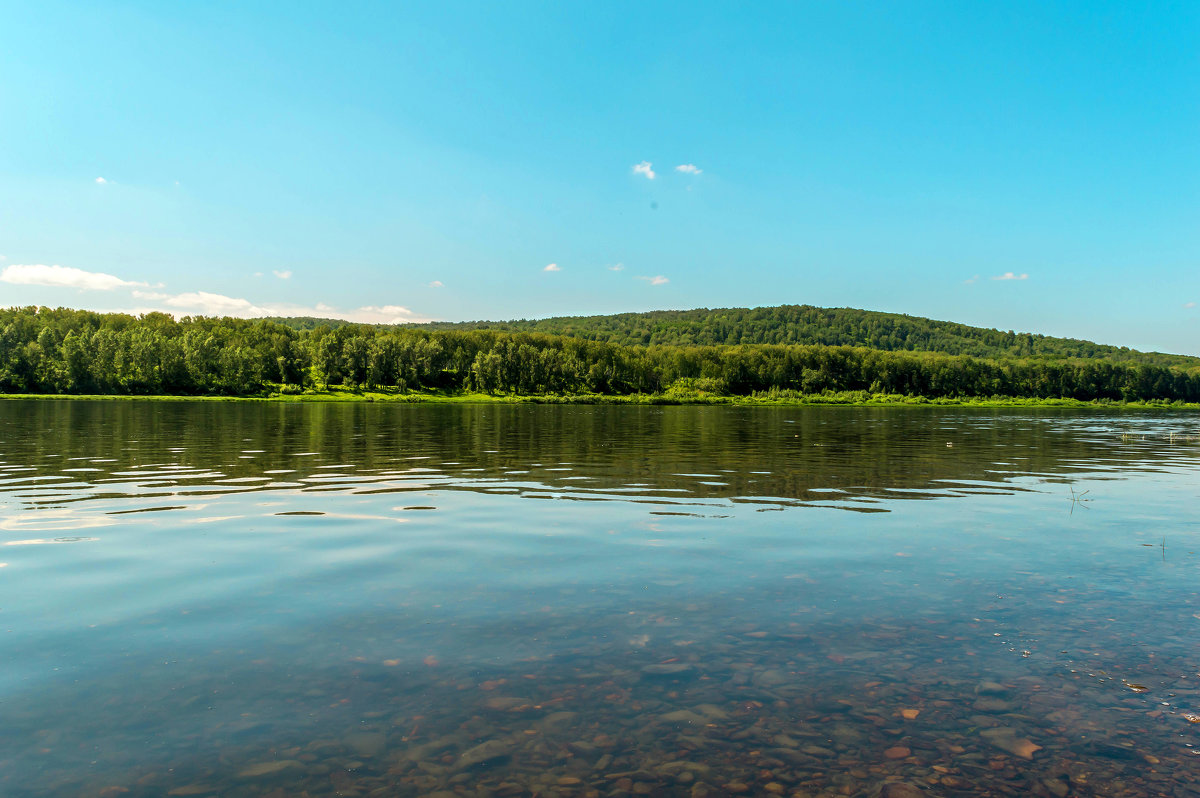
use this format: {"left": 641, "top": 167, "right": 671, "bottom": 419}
{"left": 1, "top": 400, "right": 1199, "bottom": 798}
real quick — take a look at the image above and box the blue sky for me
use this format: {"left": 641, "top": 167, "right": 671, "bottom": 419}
{"left": 1, "top": 1, "right": 1197, "bottom": 353}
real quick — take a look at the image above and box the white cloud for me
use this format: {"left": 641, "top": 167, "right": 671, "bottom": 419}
{"left": 7, "top": 263, "right": 437, "bottom": 325}
{"left": 332, "top": 304, "right": 431, "bottom": 324}
{"left": 675, "top": 164, "right": 702, "bottom": 175}
{"left": 1185, "top": 301, "right": 1197, "bottom": 309}
{"left": 163, "top": 291, "right": 265, "bottom": 316}
{"left": 95, "top": 177, "right": 107, "bottom": 184}
{"left": 543, "top": 263, "right": 561, "bottom": 272}
{"left": 964, "top": 275, "right": 980, "bottom": 285}
{"left": 636, "top": 275, "right": 670, "bottom": 286}
{"left": 272, "top": 270, "right": 292, "bottom": 280}
{"left": 119, "top": 291, "right": 434, "bottom": 324}
{"left": 131, "top": 290, "right": 172, "bottom": 301}
{"left": 632, "top": 161, "right": 656, "bottom": 180}
{"left": 0, "top": 263, "right": 146, "bottom": 291}
{"left": 352, "top": 305, "right": 430, "bottom": 324}
{"left": 608, "top": 263, "right": 625, "bottom": 271}
{"left": 992, "top": 272, "right": 1029, "bottom": 281}
{"left": 428, "top": 280, "right": 444, "bottom": 288}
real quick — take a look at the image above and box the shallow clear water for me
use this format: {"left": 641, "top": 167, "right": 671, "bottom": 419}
{"left": 1, "top": 400, "right": 1199, "bottom": 798}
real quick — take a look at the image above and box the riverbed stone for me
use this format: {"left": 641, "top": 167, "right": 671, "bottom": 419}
{"left": 236, "top": 760, "right": 304, "bottom": 779}
{"left": 345, "top": 731, "right": 387, "bottom": 758}
{"left": 641, "top": 663, "right": 694, "bottom": 677}
{"left": 879, "top": 784, "right": 925, "bottom": 798}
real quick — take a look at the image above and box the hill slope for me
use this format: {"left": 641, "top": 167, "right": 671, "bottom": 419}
{"left": 412, "top": 305, "right": 1199, "bottom": 369}
{"left": 4, "top": 305, "right": 1198, "bottom": 402}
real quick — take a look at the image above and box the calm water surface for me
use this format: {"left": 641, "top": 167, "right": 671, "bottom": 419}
{"left": 1, "top": 400, "right": 1199, "bottom": 798}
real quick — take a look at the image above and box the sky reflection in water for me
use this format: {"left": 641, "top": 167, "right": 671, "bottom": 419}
{"left": 1, "top": 401, "right": 1199, "bottom": 797}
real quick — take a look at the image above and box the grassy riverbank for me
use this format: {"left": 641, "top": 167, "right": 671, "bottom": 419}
{"left": 3, "top": 388, "right": 1199, "bottom": 410}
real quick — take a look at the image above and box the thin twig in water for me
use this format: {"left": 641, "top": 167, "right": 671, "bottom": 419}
{"left": 1068, "top": 485, "right": 1091, "bottom": 515}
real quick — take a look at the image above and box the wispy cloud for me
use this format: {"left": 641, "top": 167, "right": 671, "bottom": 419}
{"left": 1185, "top": 301, "right": 1197, "bottom": 309}
{"left": 95, "top": 177, "right": 108, "bottom": 185}
{"left": 636, "top": 275, "right": 670, "bottom": 286}
{"left": 543, "top": 263, "right": 561, "bottom": 272}
{"left": 272, "top": 270, "right": 292, "bottom": 280}
{"left": 428, "top": 280, "right": 444, "bottom": 288}
{"left": 8, "top": 261, "right": 436, "bottom": 324}
{"left": 608, "top": 263, "right": 625, "bottom": 272}
{"left": 964, "top": 275, "right": 980, "bottom": 285}
{"left": 353, "top": 305, "right": 429, "bottom": 324}
{"left": 122, "top": 291, "right": 433, "bottom": 324}
{"left": 131, "top": 290, "right": 172, "bottom": 301}
{"left": 632, "top": 161, "right": 656, "bottom": 180}
{"left": 160, "top": 291, "right": 267, "bottom": 317}
{"left": 0, "top": 263, "right": 146, "bottom": 291}
{"left": 992, "top": 272, "right": 1029, "bottom": 281}
{"left": 675, "top": 164, "right": 702, "bottom": 175}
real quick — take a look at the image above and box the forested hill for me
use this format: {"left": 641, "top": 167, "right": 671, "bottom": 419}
{"left": 266, "top": 316, "right": 355, "bottom": 330}
{"left": 411, "top": 305, "right": 1199, "bottom": 370}
{"left": 3, "top": 306, "right": 1200, "bottom": 403}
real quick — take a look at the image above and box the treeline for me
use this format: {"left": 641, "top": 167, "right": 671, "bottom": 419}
{"left": 2, "top": 306, "right": 1199, "bottom": 402}
{"left": 412, "top": 304, "right": 1200, "bottom": 369}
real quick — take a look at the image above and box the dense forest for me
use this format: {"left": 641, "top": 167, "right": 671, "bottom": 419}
{"left": 2, "top": 306, "right": 1199, "bottom": 403}
{"left": 412, "top": 304, "right": 1200, "bottom": 369}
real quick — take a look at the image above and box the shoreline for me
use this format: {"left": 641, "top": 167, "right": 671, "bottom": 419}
{"left": 3, "top": 390, "right": 1198, "bottom": 410}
